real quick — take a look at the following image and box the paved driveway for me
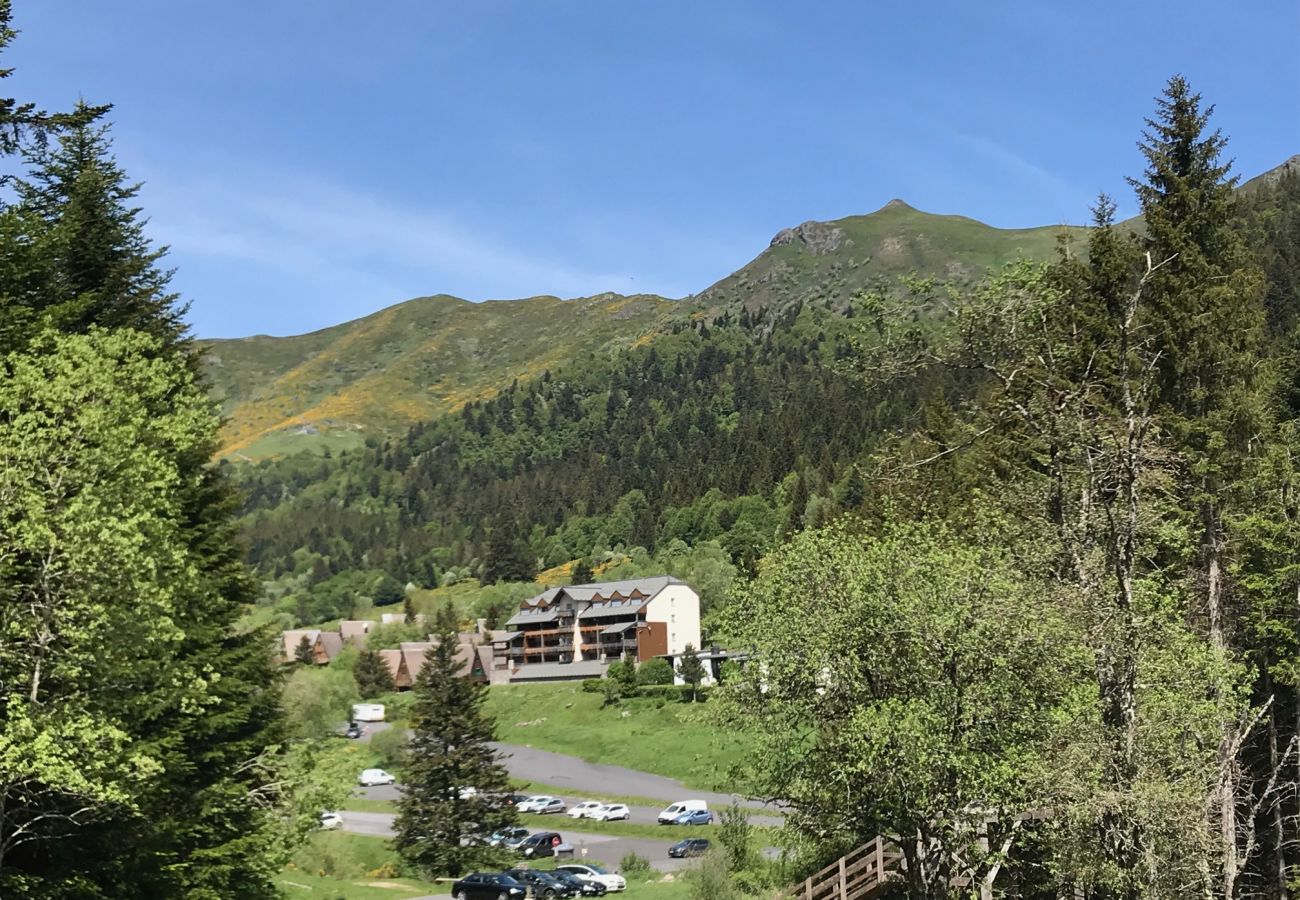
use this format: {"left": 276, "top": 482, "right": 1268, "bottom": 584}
{"left": 338, "top": 811, "right": 693, "bottom": 873}
{"left": 356, "top": 737, "right": 782, "bottom": 826}
{"left": 356, "top": 743, "right": 780, "bottom": 827}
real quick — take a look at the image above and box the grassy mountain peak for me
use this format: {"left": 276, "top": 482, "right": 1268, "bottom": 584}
{"left": 204, "top": 291, "right": 673, "bottom": 458}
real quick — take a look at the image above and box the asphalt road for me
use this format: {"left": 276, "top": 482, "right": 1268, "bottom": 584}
{"left": 338, "top": 811, "right": 694, "bottom": 873}
{"left": 354, "top": 730, "right": 782, "bottom": 826}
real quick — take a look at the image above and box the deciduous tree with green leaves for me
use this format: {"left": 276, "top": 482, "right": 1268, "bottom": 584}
{"left": 719, "top": 520, "right": 1088, "bottom": 897}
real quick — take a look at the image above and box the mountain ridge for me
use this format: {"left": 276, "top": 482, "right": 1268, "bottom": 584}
{"left": 203, "top": 156, "right": 1297, "bottom": 458}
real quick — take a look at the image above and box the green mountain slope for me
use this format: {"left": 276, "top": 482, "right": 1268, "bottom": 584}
{"left": 203, "top": 203, "right": 1093, "bottom": 458}
{"left": 690, "top": 199, "right": 1090, "bottom": 325}
{"left": 203, "top": 292, "right": 673, "bottom": 457}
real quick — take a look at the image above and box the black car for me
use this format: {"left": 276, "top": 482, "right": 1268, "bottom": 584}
{"left": 451, "top": 872, "right": 527, "bottom": 900}
{"left": 505, "top": 868, "right": 576, "bottom": 899}
{"left": 550, "top": 870, "right": 606, "bottom": 897}
{"left": 343, "top": 722, "right": 363, "bottom": 740}
{"left": 516, "top": 831, "right": 563, "bottom": 859}
{"left": 668, "top": 838, "right": 711, "bottom": 859}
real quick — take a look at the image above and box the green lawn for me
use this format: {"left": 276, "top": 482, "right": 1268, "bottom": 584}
{"left": 485, "top": 683, "right": 751, "bottom": 792}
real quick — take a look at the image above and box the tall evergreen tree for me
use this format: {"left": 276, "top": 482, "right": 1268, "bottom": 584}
{"left": 571, "top": 558, "right": 595, "bottom": 585}
{"left": 483, "top": 517, "right": 536, "bottom": 584}
{"left": 0, "top": 113, "right": 285, "bottom": 894}
{"left": 678, "top": 644, "right": 706, "bottom": 702}
{"left": 13, "top": 109, "right": 187, "bottom": 348}
{"left": 354, "top": 649, "right": 396, "bottom": 698}
{"left": 394, "top": 608, "right": 516, "bottom": 877}
{"left": 0, "top": 1, "right": 105, "bottom": 161}
{"left": 1131, "top": 76, "right": 1273, "bottom": 896}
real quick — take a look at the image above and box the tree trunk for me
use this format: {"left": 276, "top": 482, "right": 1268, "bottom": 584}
{"left": 1265, "top": 668, "right": 1291, "bottom": 900}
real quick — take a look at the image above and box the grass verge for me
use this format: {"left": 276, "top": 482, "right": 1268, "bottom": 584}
{"left": 485, "top": 683, "right": 751, "bottom": 791}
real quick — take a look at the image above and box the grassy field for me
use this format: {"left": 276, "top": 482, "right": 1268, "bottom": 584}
{"left": 281, "top": 831, "right": 694, "bottom": 900}
{"left": 484, "top": 683, "right": 751, "bottom": 792}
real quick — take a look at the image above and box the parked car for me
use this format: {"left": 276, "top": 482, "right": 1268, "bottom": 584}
{"left": 517, "top": 831, "right": 563, "bottom": 858}
{"left": 318, "top": 811, "right": 343, "bottom": 830}
{"left": 357, "top": 768, "right": 395, "bottom": 786}
{"left": 550, "top": 870, "right": 606, "bottom": 897}
{"left": 451, "top": 872, "right": 527, "bottom": 900}
{"left": 555, "top": 864, "right": 626, "bottom": 893}
{"left": 519, "top": 795, "right": 565, "bottom": 814}
{"left": 343, "top": 721, "right": 364, "bottom": 739}
{"left": 567, "top": 800, "right": 603, "bottom": 819}
{"left": 508, "top": 793, "right": 531, "bottom": 807}
{"left": 657, "top": 799, "right": 707, "bottom": 824}
{"left": 668, "top": 838, "right": 711, "bottom": 858}
{"left": 505, "top": 867, "right": 576, "bottom": 899}
{"left": 588, "top": 803, "right": 630, "bottom": 822}
{"left": 671, "top": 809, "right": 713, "bottom": 826}
{"left": 489, "top": 826, "right": 530, "bottom": 848}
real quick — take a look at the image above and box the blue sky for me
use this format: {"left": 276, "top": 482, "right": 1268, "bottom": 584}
{"left": 10, "top": 1, "right": 1298, "bottom": 338}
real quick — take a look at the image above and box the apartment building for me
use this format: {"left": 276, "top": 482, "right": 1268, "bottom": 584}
{"left": 500, "top": 576, "right": 701, "bottom": 680}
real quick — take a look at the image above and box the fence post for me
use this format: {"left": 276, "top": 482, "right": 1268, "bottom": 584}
{"left": 875, "top": 839, "right": 885, "bottom": 879}
{"left": 803, "top": 875, "right": 813, "bottom": 900}
{"left": 838, "top": 855, "right": 847, "bottom": 898}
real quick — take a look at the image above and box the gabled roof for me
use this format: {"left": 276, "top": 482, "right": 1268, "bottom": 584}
{"left": 378, "top": 649, "right": 404, "bottom": 682}
{"left": 315, "top": 631, "right": 344, "bottom": 660}
{"left": 281, "top": 629, "right": 322, "bottom": 658}
{"left": 400, "top": 642, "right": 434, "bottom": 681}
{"left": 511, "top": 576, "right": 689, "bottom": 625}
{"left": 340, "top": 620, "right": 376, "bottom": 642}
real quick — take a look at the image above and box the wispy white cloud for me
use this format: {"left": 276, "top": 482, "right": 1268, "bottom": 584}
{"left": 143, "top": 165, "right": 643, "bottom": 304}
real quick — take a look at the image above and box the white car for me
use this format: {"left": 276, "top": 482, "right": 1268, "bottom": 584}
{"left": 516, "top": 794, "right": 559, "bottom": 813}
{"left": 568, "top": 800, "right": 604, "bottom": 819}
{"left": 358, "top": 768, "right": 396, "bottom": 786}
{"left": 318, "top": 811, "right": 343, "bottom": 830}
{"left": 589, "top": 803, "right": 630, "bottom": 821}
{"left": 556, "top": 863, "right": 627, "bottom": 893}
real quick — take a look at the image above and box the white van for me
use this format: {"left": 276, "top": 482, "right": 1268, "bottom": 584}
{"left": 657, "top": 799, "right": 708, "bottom": 824}
{"left": 351, "top": 703, "right": 385, "bottom": 722}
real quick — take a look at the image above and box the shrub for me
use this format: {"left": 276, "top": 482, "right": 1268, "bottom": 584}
{"left": 619, "top": 852, "right": 651, "bottom": 876}
{"left": 686, "top": 847, "right": 739, "bottom": 900}
{"left": 581, "top": 678, "right": 604, "bottom": 693}
{"left": 369, "top": 724, "right": 408, "bottom": 770}
{"left": 636, "top": 657, "right": 674, "bottom": 686}
{"left": 717, "top": 803, "right": 754, "bottom": 873}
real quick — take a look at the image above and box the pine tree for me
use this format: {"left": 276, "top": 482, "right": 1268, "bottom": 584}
{"left": 394, "top": 607, "right": 516, "bottom": 877}
{"left": 0, "top": 2, "right": 105, "bottom": 160}
{"left": 354, "top": 650, "right": 396, "bottom": 698}
{"left": 14, "top": 109, "right": 187, "bottom": 349}
{"left": 613, "top": 651, "right": 639, "bottom": 697}
{"left": 403, "top": 593, "right": 416, "bottom": 625}
{"left": 483, "top": 517, "right": 536, "bottom": 584}
{"left": 571, "top": 558, "right": 595, "bottom": 585}
{"left": 0, "top": 112, "right": 285, "bottom": 896}
{"left": 1131, "top": 76, "right": 1271, "bottom": 895}
{"left": 295, "top": 634, "right": 315, "bottom": 665}
{"left": 679, "top": 644, "right": 706, "bottom": 702}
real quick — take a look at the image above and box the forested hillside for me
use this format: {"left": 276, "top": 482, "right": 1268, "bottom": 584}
{"left": 204, "top": 202, "right": 1095, "bottom": 460}
{"left": 229, "top": 162, "right": 1299, "bottom": 631}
